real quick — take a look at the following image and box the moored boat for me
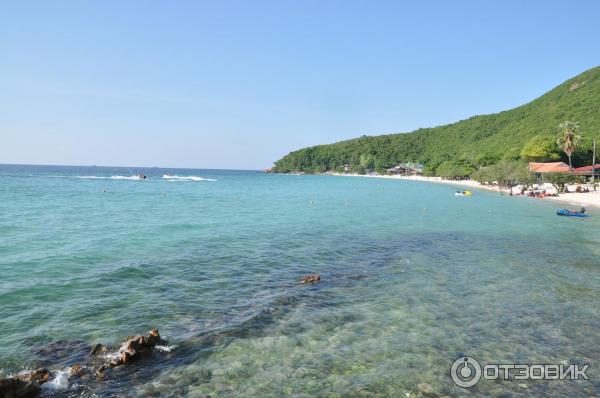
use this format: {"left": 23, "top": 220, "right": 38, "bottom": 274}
{"left": 557, "top": 209, "right": 589, "bottom": 217}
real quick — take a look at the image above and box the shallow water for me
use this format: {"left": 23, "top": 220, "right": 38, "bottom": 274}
{"left": 1, "top": 165, "right": 599, "bottom": 397}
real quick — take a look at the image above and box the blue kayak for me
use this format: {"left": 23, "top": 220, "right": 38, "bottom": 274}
{"left": 557, "top": 209, "right": 589, "bottom": 217}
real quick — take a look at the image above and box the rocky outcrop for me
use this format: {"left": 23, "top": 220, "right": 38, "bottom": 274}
{"left": 89, "top": 343, "right": 108, "bottom": 356}
{"left": 68, "top": 364, "right": 84, "bottom": 378}
{"left": 16, "top": 369, "right": 50, "bottom": 385}
{"left": 1, "top": 329, "right": 168, "bottom": 397}
{"left": 0, "top": 378, "right": 40, "bottom": 398}
{"left": 0, "top": 368, "right": 50, "bottom": 398}
{"left": 570, "top": 81, "right": 585, "bottom": 92}
{"left": 96, "top": 329, "right": 166, "bottom": 373}
{"left": 299, "top": 274, "right": 320, "bottom": 284}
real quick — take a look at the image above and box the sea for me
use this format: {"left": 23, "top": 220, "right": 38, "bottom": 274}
{"left": 1, "top": 164, "right": 599, "bottom": 397}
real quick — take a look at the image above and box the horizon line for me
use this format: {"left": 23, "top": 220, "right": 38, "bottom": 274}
{"left": 0, "top": 162, "right": 262, "bottom": 172}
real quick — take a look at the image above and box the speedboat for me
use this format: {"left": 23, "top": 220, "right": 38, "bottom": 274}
{"left": 556, "top": 209, "right": 589, "bottom": 217}
{"left": 454, "top": 190, "right": 472, "bottom": 197}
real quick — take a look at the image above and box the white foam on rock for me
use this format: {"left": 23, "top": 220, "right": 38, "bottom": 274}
{"left": 42, "top": 369, "right": 69, "bottom": 391}
{"left": 155, "top": 344, "right": 175, "bottom": 353}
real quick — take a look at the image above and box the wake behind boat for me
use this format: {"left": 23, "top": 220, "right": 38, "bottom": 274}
{"left": 75, "top": 174, "right": 146, "bottom": 180}
{"left": 162, "top": 174, "right": 216, "bottom": 181}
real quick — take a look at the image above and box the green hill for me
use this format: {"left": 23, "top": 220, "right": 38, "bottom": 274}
{"left": 273, "top": 66, "right": 600, "bottom": 176}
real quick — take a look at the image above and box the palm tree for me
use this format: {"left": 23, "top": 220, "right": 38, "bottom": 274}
{"left": 557, "top": 121, "right": 582, "bottom": 172}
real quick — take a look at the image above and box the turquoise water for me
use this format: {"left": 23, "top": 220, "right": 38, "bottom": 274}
{"left": 1, "top": 164, "right": 599, "bottom": 397}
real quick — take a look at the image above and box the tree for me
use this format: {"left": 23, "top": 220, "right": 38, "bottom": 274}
{"left": 472, "top": 160, "right": 533, "bottom": 187}
{"left": 374, "top": 160, "right": 387, "bottom": 174}
{"left": 436, "top": 159, "right": 475, "bottom": 180}
{"left": 359, "top": 153, "right": 376, "bottom": 171}
{"left": 475, "top": 153, "right": 499, "bottom": 168}
{"left": 557, "top": 121, "right": 582, "bottom": 171}
{"left": 520, "top": 135, "right": 561, "bottom": 161}
{"left": 544, "top": 173, "right": 584, "bottom": 192}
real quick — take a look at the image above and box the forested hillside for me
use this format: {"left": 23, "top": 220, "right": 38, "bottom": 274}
{"left": 273, "top": 66, "right": 600, "bottom": 176}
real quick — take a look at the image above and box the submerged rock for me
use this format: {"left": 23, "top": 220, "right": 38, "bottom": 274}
{"left": 32, "top": 340, "right": 91, "bottom": 368}
{"left": 34, "top": 340, "right": 83, "bottom": 355}
{"left": 417, "top": 383, "right": 439, "bottom": 397}
{"left": 299, "top": 274, "right": 320, "bottom": 284}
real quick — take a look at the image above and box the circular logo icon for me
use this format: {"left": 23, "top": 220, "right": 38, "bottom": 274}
{"left": 450, "top": 356, "right": 482, "bottom": 388}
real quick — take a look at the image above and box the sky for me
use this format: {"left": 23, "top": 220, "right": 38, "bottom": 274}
{"left": 1, "top": 1, "right": 600, "bottom": 170}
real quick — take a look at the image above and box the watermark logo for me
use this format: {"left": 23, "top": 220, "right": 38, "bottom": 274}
{"left": 450, "top": 356, "right": 482, "bottom": 387}
{"left": 450, "top": 356, "right": 590, "bottom": 388}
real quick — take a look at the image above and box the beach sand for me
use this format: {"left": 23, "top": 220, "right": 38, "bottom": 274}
{"left": 544, "top": 191, "right": 600, "bottom": 208}
{"left": 328, "top": 173, "right": 600, "bottom": 209}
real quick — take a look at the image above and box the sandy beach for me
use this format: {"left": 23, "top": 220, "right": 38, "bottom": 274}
{"left": 328, "top": 172, "right": 600, "bottom": 209}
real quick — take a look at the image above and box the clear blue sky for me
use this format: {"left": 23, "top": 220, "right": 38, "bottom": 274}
{"left": 1, "top": 1, "right": 599, "bottom": 169}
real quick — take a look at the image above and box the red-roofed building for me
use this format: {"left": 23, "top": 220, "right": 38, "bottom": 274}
{"left": 528, "top": 162, "right": 570, "bottom": 182}
{"left": 573, "top": 164, "right": 600, "bottom": 176}
{"left": 528, "top": 162, "right": 570, "bottom": 174}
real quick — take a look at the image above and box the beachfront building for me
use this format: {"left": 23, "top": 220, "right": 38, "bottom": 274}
{"left": 574, "top": 164, "right": 600, "bottom": 181}
{"left": 343, "top": 164, "right": 351, "bottom": 172}
{"left": 528, "top": 162, "right": 570, "bottom": 181}
{"left": 386, "top": 163, "right": 424, "bottom": 176}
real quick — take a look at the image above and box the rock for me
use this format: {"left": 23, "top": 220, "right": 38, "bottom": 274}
{"left": 300, "top": 274, "right": 320, "bottom": 284}
{"left": 33, "top": 340, "right": 90, "bottom": 367}
{"left": 123, "top": 329, "right": 162, "bottom": 353}
{"left": 148, "top": 329, "right": 161, "bottom": 344}
{"left": 89, "top": 343, "right": 108, "bottom": 356}
{"left": 123, "top": 336, "right": 145, "bottom": 354}
{"left": 95, "top": 365, "right": 108, "bottom": 376}
{"left": 68, "top": 364, "right": 84, "bottom": 378}
{"left": 570, "top": 82, "right": 585, "bottom": 92}
{"left": 0, "top": 377, "right": 41, "bottom": 398}
{"left": 417, "top": 383, "right": 438, "bottom": 397}
{"left": 95, "top": 329, "right": 166, "bottom": 372}
{"left": 118, "top": 346, "right": 139, "bottom": 365}
{"left": 17, "top": 369, "right": 51, "bottom": 385}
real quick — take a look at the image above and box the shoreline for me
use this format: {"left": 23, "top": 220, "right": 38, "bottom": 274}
{"left": 324, "top": 172, "right": 600, "bottom": 209}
